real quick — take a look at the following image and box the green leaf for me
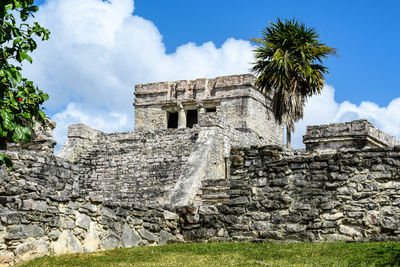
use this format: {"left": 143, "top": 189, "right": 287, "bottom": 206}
{"left": 0, "top": 127, "right": 7, "bottom": 138}
{"left": 0, "top": 110, "right": 14, "bottom": 130}
{"left": 40, "top": 92, "right": 49, "bottom": 101}
{"left": 18, "top": 51, "right": 32, "bottom": 63}
{"left": 4, "top": 68, "right": 22, "bottom": 85}
{"left": 4, "top": 4, "right": 13, "bottom": 12}
{"left": 12, "top": 125, "right": 31, "bottom": 143}
{"left": 38, "top": 110, "right": 46, "bottom": 121}
{"left": 0, "top": 0, "right": 50, "bottom": 167}
{"left": 13, "top": 36, "right": 22, "bottom": 46}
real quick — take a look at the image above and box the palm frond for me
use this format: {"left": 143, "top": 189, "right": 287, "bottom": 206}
{"left": 251, "top": 18, "right": 337, "bottom": 142}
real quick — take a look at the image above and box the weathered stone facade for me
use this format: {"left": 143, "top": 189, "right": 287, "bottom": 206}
{"left": 1, "top": 74, "right": 400, "bottom": 265}
{"left": 304, "top": 120, "right": 400, "bottom": 152}
{"left": 188, "top": 145, "right": 400, "bottom": 242}
{"left": 134, "top": 74, "right": 284, "bottom": 145}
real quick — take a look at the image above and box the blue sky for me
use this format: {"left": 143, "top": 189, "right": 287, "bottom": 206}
{"left": 29, "top": 0, "right": 400, "bottom": 149}
{"left": 136, "top": 0, "right": 400, "bottom": 106}
{"left": 127, "top": 0, "right": 400, "bottom": 106}
{"left": 35, "top": 0, "right": 400, "bottom": 106}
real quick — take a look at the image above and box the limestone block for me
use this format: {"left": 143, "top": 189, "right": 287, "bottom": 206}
{"left": 253, "top": 222, "right": 273, "bottom": 231}
{"left": 0, "top": 231, "right": 5, "bottom": 250}
{"left": 163, "top": 210, "right": 179, "bottom": 220}
{"left": 159, "top": 230, "right": 177, "bottom": 245}
{"left": 121, "top": 224, "right": 140, "bottom": 248}
{"left": 0, "top": 212, "right": 21, "bottom": 225}
{"left": 286, "top": 224, "right": 306, "bottom": 233}
{"left": 81, "top": 203, "right": 98, "bottom": 213}
{"left": 6, "top": 224, "right": 44, "bottom": 240}
{"left": 75, "top": 212, "right": 91, "bottom": 230}
{"left": 322, "top": 213, "right": 344, "bottom": 221}
{"left": 22, "top": 199, "right": 47, "bottom": 212}
{"left": 199, "top": 205, "right": 219, "bottom": 215}
{"left": 138, "top": 229, "right": 158, "bottom": 242}
{"left": 339, "top": 225, "right": 362, "bottom": 238}
{"left": 380, "top": 216, "right": 399, "bottom": 231}
{"left": 366, "top": 211, "right": 379, "bottom": 225}
{"left": 249, "top": 212, "right": 271, "bottom": 221}
{"left": 100, "top": 207, "right": 117, "bottom": 220}
{"left": 52, "top": 230, "right": 83, "bottom": 255}
{"left": 14, "top": 238, "right": 50, "bottom": 264}
{"left": 59, "top": 216, "right": 75, "bottom": 230}
{"left": 259, "top": 231, "right": 283, "bottom": 240}
{"left": 48, "top": 230, "right": 60, "bottom": 241}
{"left": 83, "top": 222, "right": 101, "bottom": 252}
{"left": 100, "top": 233, "right": 121, "bottom": 250}
{"left": 229, "top": 197, "right": 248, "bottom": 205}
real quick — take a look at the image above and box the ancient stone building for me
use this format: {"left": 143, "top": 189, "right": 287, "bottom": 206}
{"left": 134, "top": 74, "right": 282, "bottom": 144}
{"left": 57, "top": 74, "right": 283, "bottom": 207}
{"left": 1, "top": 74, "right": 400, "bottom": 265}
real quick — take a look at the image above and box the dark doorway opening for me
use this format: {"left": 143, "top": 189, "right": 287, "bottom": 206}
{"left": 186, "top": 110, "right": 198, "bottom": 128}
{"left": 167, "top": 112, "right": 178, "bottom": 128}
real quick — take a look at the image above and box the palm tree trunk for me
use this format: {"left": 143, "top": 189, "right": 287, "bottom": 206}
{"left": 286, "top": 127, "right": 291, "bottom": 149}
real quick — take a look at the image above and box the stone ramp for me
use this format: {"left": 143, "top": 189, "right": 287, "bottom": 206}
{"left": 198, "top": 178, "right": 230, "bottom": 204}
{"left": 59, "top": 125, "right": 200, "bottom": 205}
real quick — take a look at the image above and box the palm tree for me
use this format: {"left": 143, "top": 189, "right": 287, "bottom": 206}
{"left": 251, "top": 18, "right": 336, "bottom": 149}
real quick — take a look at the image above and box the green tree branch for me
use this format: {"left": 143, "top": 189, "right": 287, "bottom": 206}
{"left": 0, "top": 0, "right": 50, "bottom": 169}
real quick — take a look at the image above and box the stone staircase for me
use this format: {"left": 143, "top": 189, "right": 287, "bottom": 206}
{"left": 199, "top": 178, "right": 230, "bottom": 204}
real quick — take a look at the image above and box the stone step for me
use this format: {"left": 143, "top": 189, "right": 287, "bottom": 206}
{"left": 202, "top": 198, "right": 230, "bottom": 204}
{"left": 201, "top": 186, "right": 230, "bottom": 193}
{"left": 199, "top": 179, "right": 231, "bottom": 205}
{"left": 202, "top": 179, "right": 230, "bottom": 187}
{"left": 201, "top": 194, "right": 229, "bottom": 200}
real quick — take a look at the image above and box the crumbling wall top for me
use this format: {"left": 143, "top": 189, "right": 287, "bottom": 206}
{"left": 303, "top": 119, "right": 400, "bottom": 151}
{"left": 57, "top": 124, "right": 102, "bottom": 162}
{"left": 134, "top": 74, "right": 256, "bottom": 95}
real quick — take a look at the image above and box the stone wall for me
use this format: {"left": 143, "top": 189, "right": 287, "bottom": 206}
{"left": 0, "top": 150, "right": 80, "bottom": 265}
{"left": 0, "top": 151, "right": 181, "bottom": 265}
{"left": 2, "top": 134, "right": 400, "bottom": 265}
{"left": 181, "top": 145, "right": 400, "bottom": 242}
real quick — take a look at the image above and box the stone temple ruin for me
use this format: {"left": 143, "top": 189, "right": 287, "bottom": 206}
{"left": 1, "top": 74, "right": 400, "bottom": 265}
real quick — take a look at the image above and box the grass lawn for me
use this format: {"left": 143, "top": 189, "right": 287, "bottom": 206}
{"left": 21, "top": 241, "right": 400, "bottom": 267}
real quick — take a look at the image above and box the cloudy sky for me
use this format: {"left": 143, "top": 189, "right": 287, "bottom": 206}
{"left": 28, "top": 0, "right": 400, "bottom": 150}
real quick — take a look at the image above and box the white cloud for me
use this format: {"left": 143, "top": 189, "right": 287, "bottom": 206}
{"left": 22, "top": 0, "right": 399, "bottom": 151}
{"left": 52, "top": 103, "right": 129, "bottom": 151}
{"left": 23, "top": 0, "right": 254, "bottom": 151}
{"left": 291, "top": 85, "right": 339, "bottom": 148}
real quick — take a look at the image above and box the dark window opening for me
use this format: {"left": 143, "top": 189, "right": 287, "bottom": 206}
{"left": 167, "top": 112, "right": 178, "bottom": 128}
{"left": 206, "top": 107, "right": 216, "bottom": 112}
{"left": 186, "top": 110, "right": 198, "bottom": 128}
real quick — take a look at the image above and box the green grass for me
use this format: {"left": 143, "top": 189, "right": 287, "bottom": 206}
{"left": 21, "top": 241, "right": 400, "bottom": 267}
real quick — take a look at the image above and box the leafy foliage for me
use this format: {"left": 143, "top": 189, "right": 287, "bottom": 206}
{"left": 251, "top": 18, "right": 336, "bottom": 147}
{"left": 0, "top": 0, "right": 49, "bottom": 168}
